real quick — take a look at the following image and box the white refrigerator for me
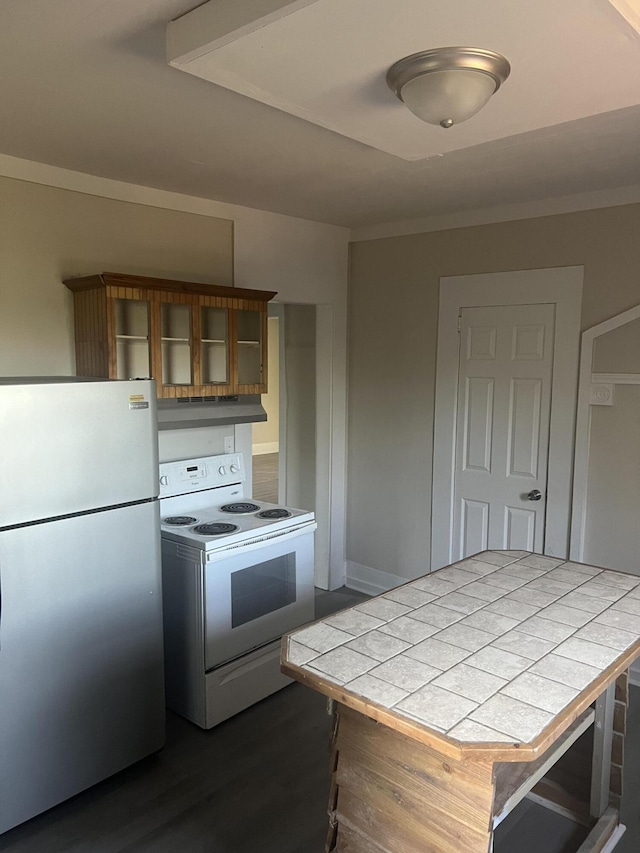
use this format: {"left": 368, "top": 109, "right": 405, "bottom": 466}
{"left": 0, "top": 377, "right": 165, "bottom": 835}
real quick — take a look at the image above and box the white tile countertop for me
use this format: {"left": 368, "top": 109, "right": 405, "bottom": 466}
{"left": 281, "top": 551, "right": 640, "bottom": 755}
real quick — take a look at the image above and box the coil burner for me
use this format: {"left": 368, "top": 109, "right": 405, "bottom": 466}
{"left": 220, "top": 502, "right": 261, "bottom": 514}
{"left": 192, "top": 522, "right": 240, "bottom": 536}
{"left": 257, "top": 508, "right": 292, "bottom": 520}
{"left": 163, "top": 516, "right": 198, "bottom": 526}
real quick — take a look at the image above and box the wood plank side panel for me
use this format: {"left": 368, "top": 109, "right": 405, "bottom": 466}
{"left": 331, "top": 824, "right": 389, "bottom": 853}
{"left": 71, "top": 290, "right": 88, "bottom": 376}
{"left": 614, "top": 671, "right": 628, "bottom": 704}
{"left": 326, "top": 710, "right": 340, "bottom": 853}
{"left": 80, "top": 289, "right": 92, "bottom": 377}
{"left": 149, "top": 300, "right": 162, "bottom": 394}
{"left": 105, "top": 290, "right": 118, "bottom": 379}
{"left": 334, "top": 777, "right": 492, "bottom": 853}
{"left": 192, "top": 297, "right": 202, "bottom": 390}
{"left": 105, "top": 295, "right": 117, "bottom": 379}
{"left": 93, "top": 288, "right": 107, "bottom": 377}
{"left": 71, "top": 289, "right": 109, "bottom": 378}
{"left": 609, "top": 671, "right": 629, "bottom": 808}
{"left": 75, "top": 291, "right": 85, "bottom": 377}
{"left": 332, "top": 706, "right": 494, "bottom": 853}
{"left": 229, "top": 306, "right": 239, "bottom": 391}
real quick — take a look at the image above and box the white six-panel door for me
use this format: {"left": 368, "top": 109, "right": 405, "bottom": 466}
{"left": 453, "top": 303, "right": 556, "bottom": 557}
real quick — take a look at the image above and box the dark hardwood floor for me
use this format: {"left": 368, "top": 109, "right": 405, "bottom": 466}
{"left": 0, "top": 686, "right": 332, "bottom": 853}
{"left": 0, "top": 588, "right": 368, "bottom": 853}
{"left": 4, "top": 682, "right": 637, "bottom": 853}
{"left": 1, "top": 581, "right": 638, "bottom": 853}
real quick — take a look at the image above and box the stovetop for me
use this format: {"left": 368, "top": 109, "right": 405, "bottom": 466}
{"left": 158, "top": 453, "right": 315, "bottom": 550}
{"left": 160, "top": 498, "right": 314, "bottom": 549}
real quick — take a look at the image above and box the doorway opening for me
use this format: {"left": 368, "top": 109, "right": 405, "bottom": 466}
{"left": 252, "top": 313, "right": 280, "bottom": 503}
{"left": 252, "top": 304, "right": 317, "bottom": 513}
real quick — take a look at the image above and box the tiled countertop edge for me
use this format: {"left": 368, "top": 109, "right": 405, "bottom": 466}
{"left": 282, "top": 550, "right": 640, "bottom": 751}
{"left": 280, "top": 634, "right": 640, "bottom": 764}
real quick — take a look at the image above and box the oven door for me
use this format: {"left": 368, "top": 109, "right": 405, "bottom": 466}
{"left": 203, "top": 523, "right": 315, "bottom": 670}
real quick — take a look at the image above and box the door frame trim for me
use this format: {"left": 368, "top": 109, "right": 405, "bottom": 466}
{"left": 431, "top": 267, "right": 583, "bottom": 570}
{"left": 570, "top": 303, "right": 640, "bottom": 563}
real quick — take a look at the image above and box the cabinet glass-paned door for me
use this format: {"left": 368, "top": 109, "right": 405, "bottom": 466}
{"left": 201, "top": 306, "right": 229, "bottom": 385}
{"left": 115, "top": 299, "right": 150, "bottom": 380}
{"left": 236, "top": 310, "right": 263, "bottom": 385}
{"left": 161, "top": 304, "right": 192, "bottom": 386}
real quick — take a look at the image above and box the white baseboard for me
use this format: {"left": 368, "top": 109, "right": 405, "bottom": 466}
{"left": 346, "top": 561, "right": 404, "bottom": 596}
{"left": 252, "top": 442, "right": 279, "bottom": 455}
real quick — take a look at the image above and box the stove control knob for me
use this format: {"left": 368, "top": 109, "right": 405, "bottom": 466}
{"left": 218, "top": 466, "right": 226, "bottom": 475}
{"left": 230, "top": 464, "right": 240, "bottom": 474}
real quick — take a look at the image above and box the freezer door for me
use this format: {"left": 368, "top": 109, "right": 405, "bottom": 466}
{"left": 0, "top": 501, "right": 165, "bottom": 834}
{"left": 0, "top": 378, "right": 158, "bottom": 527}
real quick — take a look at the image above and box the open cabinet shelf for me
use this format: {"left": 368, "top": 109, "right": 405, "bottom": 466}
{"left": 64, "top": 272, "right": 277, "bottom": 398}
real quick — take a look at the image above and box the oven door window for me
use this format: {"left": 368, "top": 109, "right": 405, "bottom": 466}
{"left": 204, "top": 529, "right": 315, "bottom": 671}
{"left": 231, "top": 554, "right": 296, "bottom": 628}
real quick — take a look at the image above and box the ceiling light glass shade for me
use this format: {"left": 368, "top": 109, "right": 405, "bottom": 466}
{"left": 400, "top": 69, "right": 497, "bottom": 126}
{"left": 387, "top": 47, "right": 510, "bottom": 128}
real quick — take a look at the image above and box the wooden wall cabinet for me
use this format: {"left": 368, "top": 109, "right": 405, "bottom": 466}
{"left": 64, "top": 273, "right": 276, "bottom": 398}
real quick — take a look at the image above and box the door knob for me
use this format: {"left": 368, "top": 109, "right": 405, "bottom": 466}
{"left": 527, "top": 489, "right": 542, "bottom": 501}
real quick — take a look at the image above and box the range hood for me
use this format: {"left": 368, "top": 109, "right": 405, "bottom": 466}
{"left": 156, "top": 395, "right": 267, "bottom": 430}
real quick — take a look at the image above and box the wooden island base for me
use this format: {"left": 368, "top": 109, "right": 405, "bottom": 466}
{"left": 327, "top": 704, "right": 494, "bottom": 852}
{"left": 325, "top": 684, "right": 628, "bottom": 853}
{"left": 281, "top": 552, "right": 639, "bottom": 853}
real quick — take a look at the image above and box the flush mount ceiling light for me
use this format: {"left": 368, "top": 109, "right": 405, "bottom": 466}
{"left": 386, "top": 46, "right": 511, "bottom": 129}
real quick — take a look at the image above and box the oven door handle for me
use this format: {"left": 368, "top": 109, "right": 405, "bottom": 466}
{"left": 205, "top": 522, "right": 317, "bottom": 560}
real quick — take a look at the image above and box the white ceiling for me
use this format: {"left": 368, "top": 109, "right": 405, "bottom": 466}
{"left": 2, "top": 0, "right": 640, "bottom": 228}
{"left": 168, "top": 0, "right": 640, "bottom": 160}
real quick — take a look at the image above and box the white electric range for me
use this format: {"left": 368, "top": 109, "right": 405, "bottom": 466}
{"left": 159, "top": 453, "right": 316, "bottom": 729}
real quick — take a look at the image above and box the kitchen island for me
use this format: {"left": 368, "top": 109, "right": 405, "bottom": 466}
{"left": 281, "top": 551, "right": 640, "bottom": 853}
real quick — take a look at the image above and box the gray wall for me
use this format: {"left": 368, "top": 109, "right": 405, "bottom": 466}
{"left": 584, "top": 386, "right": 640, "bottom": 572}
{"left": 348, "top": 203, "right": 640, "bottom": 582}
{"left": 0, "top": 176, "right": 233, "bottom": 376}
{"left": 283, "top": 304, "right": 316, "bottom": 512}
{"left": 0, "top": 169, "right": 350, "bottom": 587}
